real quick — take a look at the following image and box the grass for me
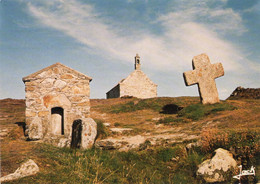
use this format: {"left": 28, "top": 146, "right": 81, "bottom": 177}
{"left": 3, "top": 131, "right": 259, "bottom": 183}
{"left": 157, "top": 117, "right": 185, "bottom": 125}
{"left": 105, "top": 97, "right": 199, "bottom": 114}
{"left": 95, "top": 119, "right": 109, "bottom": 139}
{"left": 178, "top": 102, "right": 237, "bottom": 121}
{"left": 6, "top": 144, "right": 200, "bottom": 184}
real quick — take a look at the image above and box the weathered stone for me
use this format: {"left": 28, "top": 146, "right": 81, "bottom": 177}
{"left": 25, "top": 86, "right": 35, "bottom": 92}
{"left": 227, "top": 86, "right": 260, "bottom": 100}
{"left": 71, "top": 86, "right": 89, "bottom": 95}
{"left": 110, "top": 127, "right": 133, "bottom": 134}
{"left": 41, "top": 78, "right": 55, "bottom": 88}
{"left": 58, "top": 138, "right": 70, "bottom": 148}
{"left": 81, "top": 118, "right": 97, "bottom": 149}
{"left": 38, "top": 111, "right": 49, "bottom": 117}
{"left": 26, "top": 110, "right": 36, "bottom": 117}
{"left": 22, "top": 63, "right": 95, "bottom": 149}
{"left": 77, "top": 101, "right": 90, "bottom": 106}
{"left": 197, "top": 148, "right": 237, "bottom": 183}
{"left": 61, "top": 74, "right": 74, "bottom": 79}
{"left": 0, "top": 159, "right": 39, "bottom": 182}
{"left": 183, "top": 53, "right": 224, "bottom": 104}
{"left": 27, "top": 117, "right": 43, "bottom": 140}
{"left": 37, "top": 69, "right": 53, "bottom": 78}
{"left": 107, "top": 54, "right": 157, "bottom": 99}
{"left": 43, "top": 94, "right": 71, "bottom": 108}
{"left": 103, "top": 123, "right": 111, "bottom": 127}
{"left": 70, "top": 96, "right": 83, "bottom": 102}
{"left": 53, "top": 67, "right": 60, "bottom": 74}
{"left": 53, "top": 79, "right": 67, "bottom": 89}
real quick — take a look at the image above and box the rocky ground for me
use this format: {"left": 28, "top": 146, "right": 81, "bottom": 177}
{"left": 0, "top": 96, "right": 259, "bottom": 182}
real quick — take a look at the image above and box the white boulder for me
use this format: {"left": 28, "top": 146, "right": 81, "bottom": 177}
{"left": 197, "top": 148, "right": 237, "bottom": 183}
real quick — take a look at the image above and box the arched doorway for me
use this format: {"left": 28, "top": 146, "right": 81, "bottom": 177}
{"left": 51, "top": 107, "right": 64, "bottom": 135}
{"left": 71, "top": 119, "right": 82, "bottom": 148}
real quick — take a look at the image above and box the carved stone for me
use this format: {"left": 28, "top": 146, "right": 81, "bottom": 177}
{"left": 183, "top": 53, "right": 224, "bottom": 104}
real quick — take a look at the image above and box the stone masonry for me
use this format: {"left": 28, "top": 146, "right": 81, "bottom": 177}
{"left": 22, "top": 63, "right": 97, "bottom": 149}
{"left": 183, "top": 53, "right": 224, "bottom": 104}
{"left": 106, "top": 54, "right": 157, "bottom": 99}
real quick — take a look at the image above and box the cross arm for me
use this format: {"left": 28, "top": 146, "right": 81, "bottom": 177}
{"left": 212, "top": 63, "right": 224, "bottom": 79}
{"left": 183, "top": 70, "right": 199, "bottom": 86}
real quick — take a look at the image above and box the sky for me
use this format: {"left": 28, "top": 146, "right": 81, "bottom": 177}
{"left": 0, "top": 0, "right": 259, "bottom": 99}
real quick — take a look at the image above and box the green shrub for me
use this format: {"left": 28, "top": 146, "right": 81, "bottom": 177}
{"left": 178, "top": 102, "right": 237, "bottom": 120}
{"left": 114, "top": 122, "right": 121, "bottom": 127}
{"left": 108, "top": 98, "right": 186, "bottom": 113}
{"left": 95, "top": 119, "right": 109, "bottom": 139}
{"left": 201, "top": 128, "right": 260, "bottom": 169}
{"left": 156, "top": 147, "right": 183, "bottom": 162}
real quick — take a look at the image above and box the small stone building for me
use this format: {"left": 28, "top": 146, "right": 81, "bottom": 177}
{"left": 22, "top": 63, "right": 97, "bottom": 149}
{"left": 106, "top": 54, "right": 157, "bottom": 99}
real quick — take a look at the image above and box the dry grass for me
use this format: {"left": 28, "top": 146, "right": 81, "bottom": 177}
{"left": 1, "top": 97, "right": 259, "bottom": 183}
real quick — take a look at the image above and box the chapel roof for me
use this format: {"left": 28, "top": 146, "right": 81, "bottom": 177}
{"left": 22, "top": 62, "right": 92, "bottom": 82}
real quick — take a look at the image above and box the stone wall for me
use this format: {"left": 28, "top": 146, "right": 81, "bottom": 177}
{"left": 106, "top": 84, "right": 120, "bottom": 99}
{"left": 23, "top": 63, "right": 96, "bottom": 149}
{"left": 120, "top": 70, "right": 157, "bottom": 99}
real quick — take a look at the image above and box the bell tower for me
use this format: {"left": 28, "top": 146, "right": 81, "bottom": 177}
{"left": 135, "top": 54, "right": 141, "bottom": 70}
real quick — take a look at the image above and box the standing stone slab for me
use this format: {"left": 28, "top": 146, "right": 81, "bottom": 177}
{"left": 183, "top": 53, "right": 224, "bottom": 104}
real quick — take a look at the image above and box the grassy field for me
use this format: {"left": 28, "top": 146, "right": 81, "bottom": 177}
{"left": 0, "top": 97, "right": 259, "bottom": 183}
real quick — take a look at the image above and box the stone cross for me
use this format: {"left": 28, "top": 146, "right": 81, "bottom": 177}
{"left": 183, "top": 53, "right": 224, "bottom": 104}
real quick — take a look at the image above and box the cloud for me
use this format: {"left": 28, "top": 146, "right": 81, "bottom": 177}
{"left": 25, "top": 0, "right": 254, "bottom": 73}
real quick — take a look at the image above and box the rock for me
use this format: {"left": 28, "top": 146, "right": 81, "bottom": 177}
{"left": 53, "top": 80, "right": 67, "bottom": 89}
{"left": 0, "top": 159, "right": 39, "bottom": 182}
{"left": 57, "top": 138, "right": 70, "bottom": 148}
{"left": 183, "top": 53, "right": 224, "bottom": 104}
{"left": 81, "top": 118, "right": 97, "bottom": 149}
{"left": 227, "top": 86, "right": 260, "bottom": 100}
{"left": 186, "top": 141, "right": 202, "bottom": 152}
{"left": 152, "top": 117, "right": 160, "bottom": 121}
{"left": 110, "top": 128, "right": 133, "bottom": 134}
{"left": 43, "top": 94, "right": 71, "bottom": 108}
{"left": 95, "top": 135, "right": 146, "bottom": 151}
{"left": 197, "top": 148, "right": 237, "bottom": 183}
{"left": 103, "top": 123, "right": 111, "bottom": 127}
{"left": 41, "top": 78, "right": 55, "bottom": 88}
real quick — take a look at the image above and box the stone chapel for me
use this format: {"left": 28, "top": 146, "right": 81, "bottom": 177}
{"left": 22, "top": 63, "right": 97, "bottom": 149}
{"left": 106, "top": 54, "right": 157, "bottom": 99}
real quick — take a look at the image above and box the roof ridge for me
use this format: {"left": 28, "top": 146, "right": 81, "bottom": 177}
{"left": 22, "top": 62, "right": 92, "bottom": 82}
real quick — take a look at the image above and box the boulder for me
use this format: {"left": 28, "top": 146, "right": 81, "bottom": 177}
{"left": 197, "top": 148, "right": 237, "bottom": 183}
{"left": 0, "top": 159, "right": 39, "bottom": 182}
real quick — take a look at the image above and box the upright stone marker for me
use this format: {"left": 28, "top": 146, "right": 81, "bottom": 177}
{"left": 183, "top": 53, "right": 224, "bottom": 104}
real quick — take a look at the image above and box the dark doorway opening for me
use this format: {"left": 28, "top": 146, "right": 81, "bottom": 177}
{"left": 71, "top": 119, "right": 82, "bottom": 149}
{"left": 51, "top": 107, "right": 64, "bottom": 135}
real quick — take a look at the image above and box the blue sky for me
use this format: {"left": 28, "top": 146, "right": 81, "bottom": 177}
{"left": 0, "top": 0, "right": 259, "bottom": 99}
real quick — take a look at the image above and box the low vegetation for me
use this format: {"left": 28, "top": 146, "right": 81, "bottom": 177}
{"left": 7, "top": 128, "right": 259, "bottom": 184}
{"left": 178, "top": 102, "right": 237, "bottom": 121}
{"left": 95, "top": 119, "right": 109, "bottom": 139}
{"left": 104, "top": 97, "right": 199, "bottom": 114}
{"left": 1, "top": 97, "right": 259, "bottom": 183}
